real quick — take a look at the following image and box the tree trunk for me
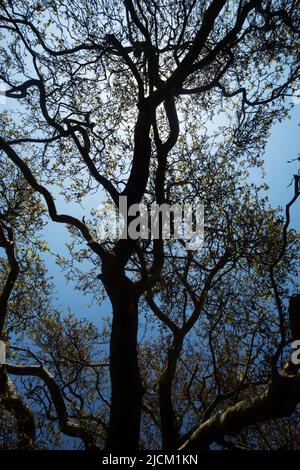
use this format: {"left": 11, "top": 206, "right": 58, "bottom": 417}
{"left": 102, "top": 263, "right": 143, "bottom": 451}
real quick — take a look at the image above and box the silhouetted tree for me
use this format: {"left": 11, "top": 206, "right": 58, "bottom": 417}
{"left": 0, "top": 0, "right": 300, "bottom": 451}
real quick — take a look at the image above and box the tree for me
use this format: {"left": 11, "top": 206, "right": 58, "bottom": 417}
{"left": 0, "top": 0, "right": 300, "bottom": 451}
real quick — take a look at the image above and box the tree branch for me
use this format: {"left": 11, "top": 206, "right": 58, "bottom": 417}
{"left": 167, "top": 0, "right": 227, "bottom": 88}
{"left": 0, "top": 222, "right": 19, "bottom": 338}
{"left": 0, "top": 137, "right": 106, "bottom": 259}
{"left": 180, "top": 372, "right": 300, "bottom": 450}
{"left": 5, "top": 363, "right": 99, "bottom": 450}
{"left": 0, "top": 367, "right": 36, "bottom": 449}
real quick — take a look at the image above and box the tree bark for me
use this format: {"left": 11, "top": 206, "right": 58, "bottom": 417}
{"left": 102, "top": 262, "right": 143, "bottom": 451}
{"left": 159, "top": 335, "right": 182, "bottom": 450}
{"left": 180, "top": 373, "right": 300, "bottom": 451}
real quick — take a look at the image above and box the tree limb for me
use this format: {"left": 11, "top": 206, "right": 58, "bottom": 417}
{"left": 0, "top": 137, "right": 106, "bottom": 259}
{"left": 180, "top": 372, "right": 300, "bottom": 450}
{"left": 5, "top": 363, "right": 99, "bottom": 450}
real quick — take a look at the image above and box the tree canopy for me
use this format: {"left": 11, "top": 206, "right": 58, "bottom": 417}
{"left": 0, "top": 0, "right": 300, "bottom": 452}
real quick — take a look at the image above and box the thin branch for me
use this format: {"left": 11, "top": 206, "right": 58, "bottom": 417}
{"left": 5, "top": 363, "right": 99, "bottom": 450}
{"left": 0, "top": 137, "right": 106, "bottom": 259}
{"left": 146, "top": 290, "right": 179, "bottom": 334}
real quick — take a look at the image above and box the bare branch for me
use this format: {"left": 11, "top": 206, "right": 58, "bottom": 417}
{"left": 5, "top": 363, "right": 99, "bottom": 450}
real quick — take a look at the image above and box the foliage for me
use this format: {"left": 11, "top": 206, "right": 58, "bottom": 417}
{"left": 0, "top": 0, "right": 300, "bottom": 451}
